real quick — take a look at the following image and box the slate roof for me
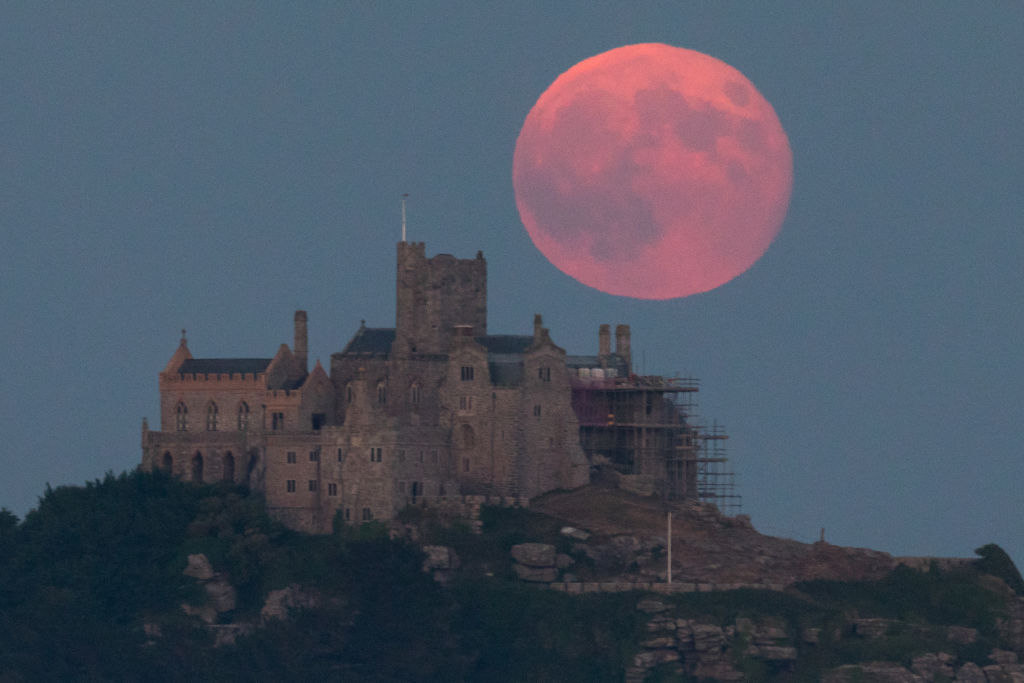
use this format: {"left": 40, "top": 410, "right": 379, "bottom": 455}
{"left": 178, "top": 358, "right": 271, "bottom": 375}
{"left": 339, "top": 327, "right": 396, "bottom": 355}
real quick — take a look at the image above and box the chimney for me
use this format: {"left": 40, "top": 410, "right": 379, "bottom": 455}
{"left": 533, "top": 314, "right": 543, "bottom": 342}
{"left": 598, "top": 324, "right": 611, "bottom": 360}
{"left": 615, "top": 324, "right": 631, "bottom": 370}
{"left": 294, "top": 310, "right": 308, "bottom": 371}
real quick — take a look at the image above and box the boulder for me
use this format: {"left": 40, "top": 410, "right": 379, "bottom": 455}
{"left": 261, "top": 584, "right": 318, "bottom": 622}
{"left": 555, "top": 553, "right": 575, "bottom": 569}
{"left": 510, "top": 543, "right": 556, "bottom": 568}
{"left": 512, "top": 564, "right": 557, "bottom": 583}
{"left": 422, "top": 545, "right": 460, "bottom": 571}
{"left": 909, "top": 652, "right": 955, "bottom": 681}
{"left": 946, "top": 624, "right": 979, "bottom": 644}
{"left": 205, "top": 578, "right": 237, "bottom": 613}
{"left": 822, "top": 662, "right": 924, "bottom": 682}
{"left": 184, "top": 553, "right": 215, "bottom": 581}
{"left": 953, "top": 662, "right": 986, "bottom": 683}
{"left": 560, "top": 526, "right": 590, "bottom": 541}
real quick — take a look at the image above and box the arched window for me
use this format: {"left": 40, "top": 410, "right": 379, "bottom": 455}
{"left": 206, "top": 402, "right": 218, "bottom": 431}
{"left": 376, "top": 381, "right": 386, "bottom": 405}
{"left": 175, "top": 402, "right": 188, "bottom": 431}
{"left": 237, "top": 402, "right": 250, "bottom": 430}
{"left": 409, "top": 382, "right": 421, "bottom": 407}
{"left": 222, "top": 452, "right": 235, "bottom": 483}
{"left": 191, "top": 452, "right": 204, "bottom": 483}
{"left": 345, "top": 383, "right": 353, "bottom": 404}
{"left": 162, "top": 452, "right": 173, "bottom": 473}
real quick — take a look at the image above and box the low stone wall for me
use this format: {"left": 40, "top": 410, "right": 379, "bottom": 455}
{"left": 547, "top": 580, "right": 788, "bottom": 594}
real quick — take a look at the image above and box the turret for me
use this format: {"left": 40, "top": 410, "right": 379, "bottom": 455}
{"left": 615, "top": 324, "right": 631, "bottom": 371}
{"left": 598, "top": 324, "right": 611, "bottom": 366}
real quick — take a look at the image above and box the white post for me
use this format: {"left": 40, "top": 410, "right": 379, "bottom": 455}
{"left": 667, "top": 511, "right": 672, "bottom": 584}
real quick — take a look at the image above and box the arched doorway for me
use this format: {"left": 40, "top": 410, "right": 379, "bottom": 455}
{"left": 162, "top": 452, "right": 173, "bottom": 473}
{"left": 191, "top": 452, "right": 204, "bottom": 483}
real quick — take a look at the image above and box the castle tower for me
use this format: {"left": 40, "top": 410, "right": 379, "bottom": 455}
{"left": 395, "top": 241, "right": 486, "bottom": 355}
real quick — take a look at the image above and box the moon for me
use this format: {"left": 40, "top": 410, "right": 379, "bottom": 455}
{"left": 513, "top": 43, "right": 793, "bottom": 300}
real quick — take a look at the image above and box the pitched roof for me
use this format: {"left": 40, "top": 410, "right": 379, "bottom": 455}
{"left": 177, "top": 358, "right": 271, "bottom": 375}
{"left": 339, "top": 327, "right": 396, "bottom": 355}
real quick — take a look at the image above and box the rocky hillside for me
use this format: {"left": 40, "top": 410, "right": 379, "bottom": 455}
{"left": 1, "top": 470, "right": 1022, "bottom": 682}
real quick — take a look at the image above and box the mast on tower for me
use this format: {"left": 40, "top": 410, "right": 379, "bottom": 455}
{"left": 401, "top": 193, "right": 408, "bottom": 242}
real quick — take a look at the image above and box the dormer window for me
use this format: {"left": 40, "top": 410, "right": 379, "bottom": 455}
{"left": 175, "top": 402, "right": 188, "bottom": 431}
{"left": 237, "top": 401, "right": 250, "bottom": 430}
{"left": 206, "top": 402, "right": 218, "bottom": 431}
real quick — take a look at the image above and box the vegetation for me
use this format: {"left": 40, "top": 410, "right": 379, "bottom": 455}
{"left": 0, "top": 471, "right": 1019, "bottom": 681}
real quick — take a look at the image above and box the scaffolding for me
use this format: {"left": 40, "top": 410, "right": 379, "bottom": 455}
{"left": 571, "top": 374, "right": 741, "bottom": 514}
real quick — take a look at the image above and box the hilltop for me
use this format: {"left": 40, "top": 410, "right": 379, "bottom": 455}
{"left": 1, "top": 470, "right": 1022, "bottom": 682}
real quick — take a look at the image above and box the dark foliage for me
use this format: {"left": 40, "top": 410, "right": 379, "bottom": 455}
{"left": 975, "top": 543, "right": 1024, "bottom": 595}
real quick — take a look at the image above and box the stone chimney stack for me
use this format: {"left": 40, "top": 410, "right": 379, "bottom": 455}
{"left": 615, "top": 324, "right": 631, "bottom": 370}
{"left": 598, "top": 324, "right": 611, "bottom": 359}
{"left": 533, "top": 314, "right": 543, "bottom": 342}
{"left": 294, "top": 310, "right": 308, "bottom": 371}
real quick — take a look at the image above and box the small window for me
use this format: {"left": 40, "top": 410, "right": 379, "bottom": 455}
{"left": 370, "top": 447, "right": 382, "bottom": 463}
{"left": 312, "top": 413, "right": 325, "bottom": 430}
{"left": 459, "top": 395, "right": 473, "bottom": 411}
{"left": 345, "top": 383, "right": 353, "bottom": 403}
{"left": 344, "top": 508, "right": 351, "bottom": 521}
{"left": 337, "top": 448, "right": 344, "bottom": 462}
{"left": 286, "top": 451, "right": 296, "bottom": 464}
{"left": 286, "top": 480, "right": 296, "bottom": 492}
{"left": 206, "top": 402, "right": 218, "bottom": 431}
{"left": 362, "top": 507, "right": 372, "bottom": 521}
{"left": 309, "top": 450, "right": 319, "bottom": 462}
{"left": 460, "top": 366, "right": 474, "bottom": 381}
{"left": 328, "top": 483, "right": 337, "bottom": 496}
{"left": 272, "top": 412, "right": 285, "bottom": 430}
{"left": 533, "top": 404, "right": 542, "bottom": 417}
{"left": 175, "top": 402, "right": 188, "bottom": 431}
{"left": 376, "top": 382, "right": 386, "bottom": 404}
{"left": 308, "top": 480, "right": 317, "bottom": 492}
{"left": 410, "top": 383, "right": 421, "bottom": 406}
{"left": 237, "top": 401, "right": 250, "bottom": 430}
{"left": 538, "top": 367, "right": 551, "bottom": 382}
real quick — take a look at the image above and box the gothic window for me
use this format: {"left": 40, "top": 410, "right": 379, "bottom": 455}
{"left": 345, "top": 383, "right": 353, "bottom": 403}
{"left": 271, "top": 412, "right": 284, "bottom": 430}
{"left": 175, "top": 402, "right": 188, "bottom": 431}
{"left": 191, "top": 452, "right": 204, "bottom": 483}
{"left": 361, "top": 507, "right": 372, "bottom": 521}
{"left": 328, "top": 483, "right": 337, "bottom": 496}
{"left": 237, "top": 401, "right": 250, "bottom": 430}
{"left": 206, "top": 402, "right": 218, "bottom": 431}
{"left": 286, "top": 480, "right": 296, "bottom": 492}
{"left": 162, "top": 452, "right": 173, "bottom": 472}
{"left": 223, "top": 452, "right": 235, "bottom": 482}
{"left": 287, "top": 451, "right": 296, "bottom": 464}
{"left": 409, "top": 382, "right": 421, "bottom": 406}
{"left": 376, "top": 382, "right": 387, "bottom": 404}
{"left": 460, "top": 366, "right": 474, "bottom": 381}
{"left": 538, "top": 366, "right": 551, "bottom": 382}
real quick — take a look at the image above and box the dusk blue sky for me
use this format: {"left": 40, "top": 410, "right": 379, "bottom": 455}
{"left": 2, "top": 5, "right": 1021, "bottom": 566}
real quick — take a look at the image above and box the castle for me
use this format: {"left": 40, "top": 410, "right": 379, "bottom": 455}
{"left": 142, "top": 242, "right": 731, "bottom": 532}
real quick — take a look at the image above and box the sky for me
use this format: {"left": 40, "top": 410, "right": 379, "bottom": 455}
{"left": 2, "top": 4, "right": 1021, "bottom": 567}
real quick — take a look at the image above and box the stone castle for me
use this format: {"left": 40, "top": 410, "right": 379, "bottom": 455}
{"left": 142, "top": 242, "right": 727, "bottom": 532}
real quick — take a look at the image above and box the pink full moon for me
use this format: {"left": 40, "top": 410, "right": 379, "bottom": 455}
{"left": 513, "top": 43, "right": 793, "bottom": 299}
